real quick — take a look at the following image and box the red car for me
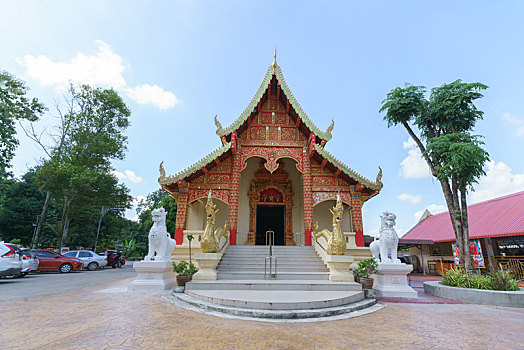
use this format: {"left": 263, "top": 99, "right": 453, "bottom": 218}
{"left": 32, "top": 249, "right": 83, "bottom": 273}
{"left": 102, "top": 250, "right": 126, "bottom": 268}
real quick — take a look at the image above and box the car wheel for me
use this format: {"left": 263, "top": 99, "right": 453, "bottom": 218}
{"left": 87, "top": 262, "right": 99, "bottom": 271}
{"left": 3, "top": 274, "right": 19, "bottom": 279}
{"left": 59, "top": 263, "right": 73, "bottom": 273}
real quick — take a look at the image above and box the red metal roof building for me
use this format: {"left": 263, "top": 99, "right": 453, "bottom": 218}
{"left": 403, "top": 191, "right": 524, "bottom": 278}
{"left": 404, "top": 191, "right": 524, "bottom": 242}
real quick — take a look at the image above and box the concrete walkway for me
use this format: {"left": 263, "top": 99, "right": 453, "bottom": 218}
{"left": 1, "top": 277, "right": 523, "bottom": 349}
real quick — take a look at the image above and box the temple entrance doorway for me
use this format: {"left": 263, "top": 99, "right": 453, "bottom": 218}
{"left": 255, "top": 205, "right": 285, "bottom": 245}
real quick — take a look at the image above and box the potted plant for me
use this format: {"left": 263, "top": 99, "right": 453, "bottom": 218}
{"left": 172, "top": 260, "right": 198, "bottom": 286}
{"left": 356, "top": 258, "right": 378, "bottom": 289}
{"left": 353, "top": 267, "right": 362, "bottom": 284}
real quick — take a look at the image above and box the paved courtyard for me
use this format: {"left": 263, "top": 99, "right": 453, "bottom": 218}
{"left": 1, "top": 274, "right": 523, "bottom": 350}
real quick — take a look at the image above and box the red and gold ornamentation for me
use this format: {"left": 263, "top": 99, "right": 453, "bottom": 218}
{"left": 312, "top": 191, "right": 352, "bottom": 207}
{"left": 248, "top": 160, "right": 295, "bottom": 245}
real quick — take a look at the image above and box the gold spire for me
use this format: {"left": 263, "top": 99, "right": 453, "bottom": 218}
{"left": 272, "top": 46, "right": 277, "bottom": 68}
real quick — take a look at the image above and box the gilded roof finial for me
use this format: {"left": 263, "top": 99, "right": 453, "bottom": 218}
{"left": 272, "top": 46, "right": 277, "bottom": 68}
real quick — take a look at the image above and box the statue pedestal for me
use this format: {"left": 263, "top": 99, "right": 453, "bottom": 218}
{"left": 128, "top": 260, "right": 176, "bottom": 292}
{"left": 192, "top": 253, "right": 223, "bottom": 280}
{"left": 325, "top": 255, "right": 354, "bottom": 282}
{"left": 373, "top": 263, "right": 417, "bottom": 298}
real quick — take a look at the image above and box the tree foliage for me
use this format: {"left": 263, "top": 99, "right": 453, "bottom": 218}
{"left": 24, "top": 84, "right": 132, "bottom": 248}
{"left": 380, "top": 80, "right": 489, "bottom": 271}
{"left": 0, "top": 72, "right": 44, "bottom": 179}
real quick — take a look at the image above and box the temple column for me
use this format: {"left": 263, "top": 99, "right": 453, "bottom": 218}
{"left": 302, "top": 150, "right": 313, "bottom": 246}
{"left": 351, "top": 196, "right": 364, "bottom": 247}
{"left": 227, "top": 152, "right": 242, "bottom": 245}
{"left": 174, "top": 187, "right": 189, "bottom": 245}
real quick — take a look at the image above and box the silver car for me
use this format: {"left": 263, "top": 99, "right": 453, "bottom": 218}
{"left": 63, "top": 250, "right": 108, "bottom": 271}
{"left": 20, "top": 248, "right": 39, "bottom": 276}
{"left": 0, "top": 242, "right": 23, "bottom": 278}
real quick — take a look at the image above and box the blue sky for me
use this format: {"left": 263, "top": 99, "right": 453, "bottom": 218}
{"left": 2, "top": 1, "right": 524, "bottom": 235}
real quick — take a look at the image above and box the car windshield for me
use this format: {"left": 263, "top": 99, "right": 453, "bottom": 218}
{"left": 63, "top": 252, "right": 77, "bottom": 257}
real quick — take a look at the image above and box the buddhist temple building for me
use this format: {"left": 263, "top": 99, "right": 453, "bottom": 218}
{"left": 158, "top": 53, "right": 383, "bottom": 249}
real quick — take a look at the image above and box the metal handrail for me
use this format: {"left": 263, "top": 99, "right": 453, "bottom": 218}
{"left": 265, "top": 229, "right": 275, "bottom": 247}
{"left": 264, "top": 229, "right": 277, "bottom": 279}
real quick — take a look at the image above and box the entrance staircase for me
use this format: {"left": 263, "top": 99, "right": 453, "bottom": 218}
{"left": 217, "top": 245, "right": 329, "bottom": 280}
{"left": 170, "top": 245, "right": 378, "bottom": 320}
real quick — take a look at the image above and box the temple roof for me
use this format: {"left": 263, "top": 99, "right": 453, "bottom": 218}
{"left": 314, "top": 144, "right": 383, "bottom": 191}
{"left": 158, "top": 142, "right": 231, "bottom": 185}
{"left": 215, "top": 59, "right": 334, "bottom": 141}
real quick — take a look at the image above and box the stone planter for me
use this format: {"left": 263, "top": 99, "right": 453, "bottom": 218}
{"left": 360, "top": 277, "right": 374, "bottom": 290}
{"left": 176, "top": 274, "right": 193, "bottom": 286}
{"left": 424, "top": 281, "right": 524, "bottom": 308}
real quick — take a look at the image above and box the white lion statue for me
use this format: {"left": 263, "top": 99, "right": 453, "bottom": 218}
{"left": 369, "top": 211, "right": 400, "bottom": 264}
{"left": 144, "top": 207, "right": 176, "bottom": 262}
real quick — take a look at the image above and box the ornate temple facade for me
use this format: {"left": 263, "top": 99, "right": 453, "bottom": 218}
{"left": 158, "top": 55, "right": 383, "bottom": 248}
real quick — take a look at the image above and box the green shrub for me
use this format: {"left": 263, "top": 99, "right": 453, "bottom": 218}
{"left": 441, "top": 267, "right": 468, "bottom": 287}
{"left": 488, "top": 269, "right": 520, "bottom": 291}
{"left": 441, "top": 267, "right": 520, "bottom": 291}
{"left": 172, "top": 260, "right": 198, "bottom": 276}
{"left": 355, "top": 258, "right": 378, "bottom": 278}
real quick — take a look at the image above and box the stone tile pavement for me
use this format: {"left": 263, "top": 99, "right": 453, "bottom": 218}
{"left": 1, "top": 277, "right": 523, "bottom": 350}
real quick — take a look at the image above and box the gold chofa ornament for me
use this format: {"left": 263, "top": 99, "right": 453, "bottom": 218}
{"left": 199, "top": 190, "right": 229, "bottom": 253}
{"left": 313, "top": 193, "right": 346, "bottom": 255}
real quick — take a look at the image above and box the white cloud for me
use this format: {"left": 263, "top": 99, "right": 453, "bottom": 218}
{"left": 470, "top": 160, "right": 524, "bottom": 203}
{"left": 126, "top": 84, "right": 178, "bottom": 110}
{"left": 131, "top": 195, "right": 146, "bottom": 207}
{"left": 124, "top": 170, "right": 143, "bottom": 183}
{"left": 414, "top": 204, "right": 447, "bottom": 223}
{"left": 502, "top": 113, "right": 524, "bottom": 137}
{"left": 400, "top": 138, "right": 431, "bottom": 178}
{"left": 398, "top": 193, "right": 422, "bottom": 204}
{"left": 111, "top": 170, "right": 126, "bottom": 180}
{"left": 112, "top": 169, "right": 143, "bottom": 183}
{"left": 19, "top": 40, "right": 177, "bottom": 110}
{"left": 20, "top": 40, "right": 126, "bottom": 91}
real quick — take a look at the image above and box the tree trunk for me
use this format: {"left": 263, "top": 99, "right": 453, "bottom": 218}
{"left": 460, "top": 186, "right": 474, "bottom": 271}
{"left": 60, "top": 215, "right": 71, "bottom": 250}
{"left": 59, "top": 197, "right": 72, "bottom": 249}
{"left": 32, "top": 191, "right": 50, "bottom": 248}
{"left": 437, "top": 178, "right": 470, "bottom": 271}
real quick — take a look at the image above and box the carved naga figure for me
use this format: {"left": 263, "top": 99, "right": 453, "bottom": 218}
{"left": 313, "top": 193, "right": 346, "bottom": 255}
{"left": 199, "top": 190, "right": 229, "bottom": 253}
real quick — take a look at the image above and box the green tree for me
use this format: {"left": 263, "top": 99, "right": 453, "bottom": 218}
{"left": 0, "top": 168, "right": 45, "bottom": 245}
{"left": 0, "top": 72, "right": 44, "bottom": 180}
{"left": 25, "top": 84, "right": 132, "bottom": 248}
{"left": 380, "top": 80, "right": 489, "bottom": 271}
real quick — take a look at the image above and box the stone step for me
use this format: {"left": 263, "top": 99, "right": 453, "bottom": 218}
{"left": 218, "top": 260, "right": 328, "bottom": 271}
{"left": 222, "top": 252, "right": 320, "bottom": 257}
{"left": 167, "top": 292, "right": 377, "bottom": 320}
{"left": 217, "top": 271, "right": 329, "bottom": 280}
{"left": 221, "top": 254, "right": 322, "bottom": 258}
{"left": 185, "top": 280, "right": 362, "bottom": 291}
{"left": 185, "top": 290, "right": 365, "bottom": 310}
{"left": 218, "top": 267, "right": 329, "bottom": 272}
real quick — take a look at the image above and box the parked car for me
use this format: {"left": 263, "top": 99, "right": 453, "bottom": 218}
{"left": 32, "top": 249, "right": 83, "bottom": 273}
{"left": 63, "top": 250, "right": 107, "bottom": 271}
{"left": 98, "top": 250, "right": 125, "bottom": 268}
{"left": 20, "top": 248, "right": 40, "bottom": 276}
{"left": 0, "top": 242, "right": 23, "bottom": 278}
